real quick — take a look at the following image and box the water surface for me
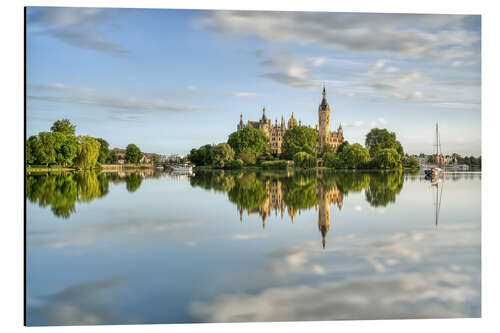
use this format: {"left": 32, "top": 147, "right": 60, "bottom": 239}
{"left": 26, "top": 170, "right": 481, "bottom": 325}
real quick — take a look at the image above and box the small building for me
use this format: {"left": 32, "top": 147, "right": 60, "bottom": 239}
{"left": 140, "top": 153, "right": 153, "bottom": 164}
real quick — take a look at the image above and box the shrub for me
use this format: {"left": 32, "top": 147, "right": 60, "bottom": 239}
{"left": 261, "top": 160, "right": 289, "bottom": 169}
{"left": 228, "top": 159, "right": 244, "bottom": 169}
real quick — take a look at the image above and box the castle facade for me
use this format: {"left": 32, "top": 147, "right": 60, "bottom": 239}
{"left": 237, "top": 87, "right": 344, "bottom": 155}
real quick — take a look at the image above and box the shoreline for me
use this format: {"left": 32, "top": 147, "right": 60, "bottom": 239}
{"left": 27, "top": 164, "right": 155, "bottom": 173}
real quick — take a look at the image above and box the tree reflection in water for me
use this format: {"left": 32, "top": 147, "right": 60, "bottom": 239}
{"left": 26, "top": 170, "right": 406, "bottom": 247}
{"left": 190, "top": 170, "right": 405, "bottom": 248}
{"left": 26, "top": 171, "right": 145, "bottom": 218}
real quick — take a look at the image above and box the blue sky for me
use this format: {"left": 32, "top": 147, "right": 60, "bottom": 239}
{"left": 26, "top": 7, "right": 481, "bottom": 155}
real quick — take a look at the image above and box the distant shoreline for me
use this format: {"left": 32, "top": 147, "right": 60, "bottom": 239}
{"left": 26, "top": 164, "right": 155, "bottom": 173}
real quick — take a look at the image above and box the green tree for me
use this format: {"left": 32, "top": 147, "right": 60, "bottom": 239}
{"left": 36, "top": 132, "right": 57, "bottom": 166}
{"left": 323, "top": 152, "right": 340, "bottom": 168}
{"left": 365, "top": 128, "right": 404, "bottom": 158}
{"left": 372, "top": 148, "right": 402, "bottom": 169}
{"left": 96, "top": 138, "right": 110, "bottom": 164}
{"left": 237, "top": 148, "right": 257, "bottom": 165}
{"left": 74, "top": 136, "right": 101, "bottom": 169}
{"left": 227, "top": 127, "right": 269, "bottom": 157}
{"left": 324, "top": 143, "right": 369, "bottom": 169}
{"left": 281, "top": 126, "right": 318, "bottom": 160}
{"left": 230, "top": 159, "right": 244, "bottom": 169}
{"left": 293, "top": 152, "right": 316, "bottom": 168}
{"left": 26, "top": 136, "right": 40, "bottom": 165}
{"left": 339, "top": 144, "right": 370, "bottom": 169}
{"left": 336, "top": 140, "right": 350, "bottom": 154}
{"left": 50, "top": 119, "right": 76, "bottom": 136}
{"left": 403, "top": 155, "right": 421, "bottom": 169}
{"left": 125, "top": 144, "right": 142, "bottom": 163}
{"left": 213, "top": 143, "right": 235, "bottom": 168}
{"left": 323, "top": 143, "right": 336, "bottom": 155}
{"left": 52, "top": 132, "right": 77, "bottom": 167}
{"left": 189, "top": 144, "right": 214, "bottom": 166}
{"left": 151, "top": 154, "right": 161, "bottom": 164}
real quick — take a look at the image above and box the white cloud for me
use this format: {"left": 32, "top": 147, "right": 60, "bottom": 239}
{"left": 231, "top": 92, "right": 257, "bottom": 97}
{"left": 190, "top": 226, "right": 480, "bottom": 322}
{"left": 369, "top": 118, "right": 389, "bottom": 128}
{"left": 28, "top": 279, "right": 127, "bottom": 325}
{"left": 190, "top": 270, "right": 478, "bottom": 322}
{"left": 390, "top": 91, "right": 424, "bottom": 101}
{"left": 28, "top": 7, "right": 126, "bottom": 54}
{"left": 377, "top": 117, "right": 388, "bottom": 125}
{"left": 29, "top": 218, "right": 205, "bottom": 248}
{"left": 258, "top": 51, "right": 316, "bottom": 89}
{"left": 28, "top": 83, "right": 93, "bottom": 94}
{"left": 371, "top": 81, "right": 397, "bottom": 90}
{"left": 311, "top": 56, "right": 327, "bottom": 67}
{"left": 367, "top": 59, "right": 386, "bottom": 76}
{"left": 230, "top": 234, "right": 262, "bottom": 240}
{"left": 433, "top": 102, "right": 480, "bottom": 109}
{"left": 196, "top": 12, "right": 479, "bottom": 61}
{"left": 397, "top": 71, "right": 424, "bottom": 84}
{"left": 386, "top": 66, "right": 400, "bottom": 73}
{"left": 28, "top": 92, "right": 209, "bottom": 121}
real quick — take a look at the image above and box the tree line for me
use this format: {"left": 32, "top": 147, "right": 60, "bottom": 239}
{"left": 27, "top": 171, "right": 146, "bottom": 218}
{"left": 426, "top": 153, "right": 481, "bottom": 168}
{"left": 26, "top": 119, "right": 146, "bottom": 169}
{"left": 188, "top": 125, "right": 420, "bottom": 170}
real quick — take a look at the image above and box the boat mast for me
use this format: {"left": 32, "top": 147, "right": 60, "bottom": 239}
{"left": 434, "top": 123, "right": 443, "bottom": 167}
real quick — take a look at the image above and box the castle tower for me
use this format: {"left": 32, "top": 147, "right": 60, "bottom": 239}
{"left": 318, "top": 86, "right": 331, "bottom": 153}
{"left": 288, "top": 112, "right": 298, "bottom": 129}
{"left": 259, "top": 106, "right": 270, "bottom": 136}
{"left": 237, "top": 113, "right": 244, "bottom": 131}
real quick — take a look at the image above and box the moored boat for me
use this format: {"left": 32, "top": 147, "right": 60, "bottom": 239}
{"left": 170, "top": 164, "right": 193, "bottom": 173}
{"left": 425, "top": 167, "right": 442, "bottom": 177}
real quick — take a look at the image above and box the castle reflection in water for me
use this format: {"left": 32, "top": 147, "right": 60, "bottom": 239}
{"left": 27, "top": 169, "right": 414, "bottom": 248}
{"left": 237, "top": 173, "right": 343, "bottom": 249}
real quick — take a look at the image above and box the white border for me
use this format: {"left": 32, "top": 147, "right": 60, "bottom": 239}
{"left": 1, "top": 0, "right": 498, "bottom": 332}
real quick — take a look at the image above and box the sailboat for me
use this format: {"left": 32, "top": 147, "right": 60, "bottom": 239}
{"left": 424, "top": 123, "right": 444, "bottom": 178}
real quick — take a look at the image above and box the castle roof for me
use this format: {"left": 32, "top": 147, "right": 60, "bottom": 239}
{"left": 320, "top": 87, "right": 329, "bottom": 111}
{"left": 261, "top": 106, "right": 268, "bottom": 122}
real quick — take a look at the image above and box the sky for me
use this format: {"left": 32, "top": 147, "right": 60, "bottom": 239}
{"left": 26, "top": 7, "right": 481, "bottom": 155}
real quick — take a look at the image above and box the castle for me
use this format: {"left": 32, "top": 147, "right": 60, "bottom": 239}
{"left": 237, "top": 87, "right": 344, "bottom": 155}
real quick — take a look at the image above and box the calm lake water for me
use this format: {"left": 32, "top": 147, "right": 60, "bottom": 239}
{"left": 26, "top": 169, "right": 481, "bottom": 325}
